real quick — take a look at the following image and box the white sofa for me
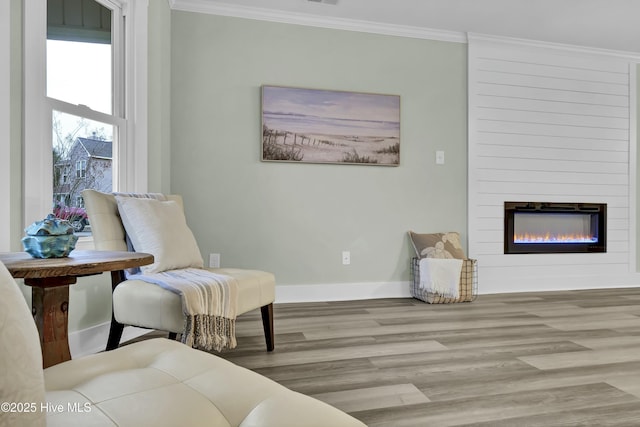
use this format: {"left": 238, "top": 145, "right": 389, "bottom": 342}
{"left": 0, "top": 261, "right": 366, "bottom": 427}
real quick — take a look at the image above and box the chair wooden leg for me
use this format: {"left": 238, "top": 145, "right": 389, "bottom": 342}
{"left": 106, "top": 270, "right": 127, "bottom": 351}
{"left": 106, "top": 316, "right": 125, "bottom": 351}
{"left": 260, "top": 303, "right": 275, "bottom": 352}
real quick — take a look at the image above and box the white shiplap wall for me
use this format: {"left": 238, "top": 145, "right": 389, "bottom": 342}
{"left": 468, "top": 35, "right": 638, "bottom": 293}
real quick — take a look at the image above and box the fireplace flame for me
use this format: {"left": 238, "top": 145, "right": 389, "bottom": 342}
{"left": 514, "top": 233, "right": 597, "bottom": 243}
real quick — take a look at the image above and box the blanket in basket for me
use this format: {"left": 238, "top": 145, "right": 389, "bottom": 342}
{"left": 418, "top": 258, "right": 463, "bottom": 299}
{"left": 129, "top": 268, "right": 238, "bottom": 351}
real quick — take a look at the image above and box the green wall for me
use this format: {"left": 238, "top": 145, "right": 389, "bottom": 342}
{"left": 170, "top": 12, "right": 468, "bottom": 287}
{"left": 148, "top": 0, "right": 172, "bottom": 194}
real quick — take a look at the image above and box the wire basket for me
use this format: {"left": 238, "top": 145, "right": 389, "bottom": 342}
{"left": 410, "top": 257, "right": 478, "bottom": 303}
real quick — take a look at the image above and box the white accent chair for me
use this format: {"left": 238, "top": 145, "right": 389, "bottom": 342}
{"left": 82, "top": 190, "right": 276, "bottom": 351}
{"left": 0, "top": 260, "right": 367, "bottom": 427}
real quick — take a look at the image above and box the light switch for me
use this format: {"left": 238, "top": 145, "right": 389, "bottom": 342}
{"left": 435, "top": 150, "right": 445, "bottom": 165}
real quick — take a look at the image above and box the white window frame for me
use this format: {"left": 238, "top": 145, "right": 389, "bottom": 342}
{"left": 24, "top": 0, "right": 148, "bottom": 230}
{"left": 1, "top": 0, "right": 10, "bottom": 251}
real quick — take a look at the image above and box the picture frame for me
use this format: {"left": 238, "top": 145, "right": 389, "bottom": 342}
{"left": 261, "top": 85, "right": 400, "bottom": 166}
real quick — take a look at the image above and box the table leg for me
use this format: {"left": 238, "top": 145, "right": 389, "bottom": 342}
{"left": 28, "top": 277, "right": 76, "bottom": 369}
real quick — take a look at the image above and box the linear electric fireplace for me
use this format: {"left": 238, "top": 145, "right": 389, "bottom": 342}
{"left": 504, "top": 202, "right": 606, "bottom": 254}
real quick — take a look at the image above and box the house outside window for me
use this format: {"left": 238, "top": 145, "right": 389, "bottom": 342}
{"left": 59, "top": 137, "right": 112, "bottom": 207}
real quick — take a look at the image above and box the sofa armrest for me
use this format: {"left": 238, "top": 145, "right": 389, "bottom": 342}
{"left": 240, "top": 392, "right": 366, "bottom": 427}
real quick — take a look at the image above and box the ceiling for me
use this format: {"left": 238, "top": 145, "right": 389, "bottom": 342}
{"left": 181, "top": 0, "right": 640, "bottom": 54}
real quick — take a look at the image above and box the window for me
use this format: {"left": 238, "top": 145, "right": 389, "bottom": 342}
{"left": 53, "top": 110, "right": 114, "bottom": 209}
{"left": 76, "top": 160, "right": 87, "bottom": 179}
{"left": 24, "top": 0, "right": 148, "bottom": 234}
{"left": 47, "top": 0, "right": 118, "bottom": 226}
{"left": 47, "top": 1, "right": 117, "bottom": 217}
{"left": 54, "top": 163, "right": 70, "bottom": 185}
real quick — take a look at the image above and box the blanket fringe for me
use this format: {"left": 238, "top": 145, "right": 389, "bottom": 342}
{"left": 184, "top": 314, "right": 237, "bottom": 352}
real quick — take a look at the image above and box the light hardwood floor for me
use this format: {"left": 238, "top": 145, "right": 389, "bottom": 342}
{"left": 134, "top": 289, "right": 640, "bottom": 426}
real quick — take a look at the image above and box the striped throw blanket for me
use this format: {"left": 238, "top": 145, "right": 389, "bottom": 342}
{"left": 129, "top": 268, "right": 239, "bottom": 351}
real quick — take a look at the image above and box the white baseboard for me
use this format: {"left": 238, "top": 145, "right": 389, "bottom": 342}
{"left": 478, "top": 272, "right": 640, "bottom": 295}
{"left": 68, "top": 323, "right": 151, "bottom": 359}
{"left": 275, "top": 281, "right": 412, "bottom": 303}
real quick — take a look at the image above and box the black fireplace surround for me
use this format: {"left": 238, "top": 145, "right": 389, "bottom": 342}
{"left": 504, "top": 202, "right": 606, "bottom": 254}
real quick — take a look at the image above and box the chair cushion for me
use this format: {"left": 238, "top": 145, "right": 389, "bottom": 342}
{"left": 114, "top": 268, "right": 276, "bottom": 333}
{"left": 115, "top": 196, "right": 204, "bottom": 273}
{"left": 44, "top": 338, "right": 365, "bottom": 427}
{"left": 0, "top": 262, "right": 46, "bottom": 427}
{"left": 408, "top": 231, "right": 466, "bottom": 259}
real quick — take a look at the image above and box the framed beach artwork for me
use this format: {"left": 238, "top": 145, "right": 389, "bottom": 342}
{"left": 261, "top": 85, "right": 400, "bottom": 166}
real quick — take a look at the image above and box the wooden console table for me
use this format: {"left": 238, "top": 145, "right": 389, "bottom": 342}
{"left": 0, "top": 250, "right": 153, "bottom": 368}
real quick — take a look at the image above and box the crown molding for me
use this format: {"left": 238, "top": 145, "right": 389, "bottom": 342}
{"left": 169, "top": 0, "right": 467, "bottom": 44}
{"left": 169, "top": 1, "right": 640, "bottom": 60}
{"left": 468, "top": 33, "right": 640, "bottom": 62}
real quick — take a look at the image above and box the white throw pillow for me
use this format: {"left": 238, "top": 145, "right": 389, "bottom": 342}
{"left": 115, "top": 196, "right": 204, "bottom": 274}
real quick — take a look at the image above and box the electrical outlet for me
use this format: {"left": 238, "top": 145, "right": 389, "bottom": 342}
{"left": 435, "top": 150, "right": 445, "bottom": 165}
{"left": 209, "top": 253, "right": 220, "bottom": 268}
{"left": 342, "top": 251, "right": 350, "bottom": 265}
